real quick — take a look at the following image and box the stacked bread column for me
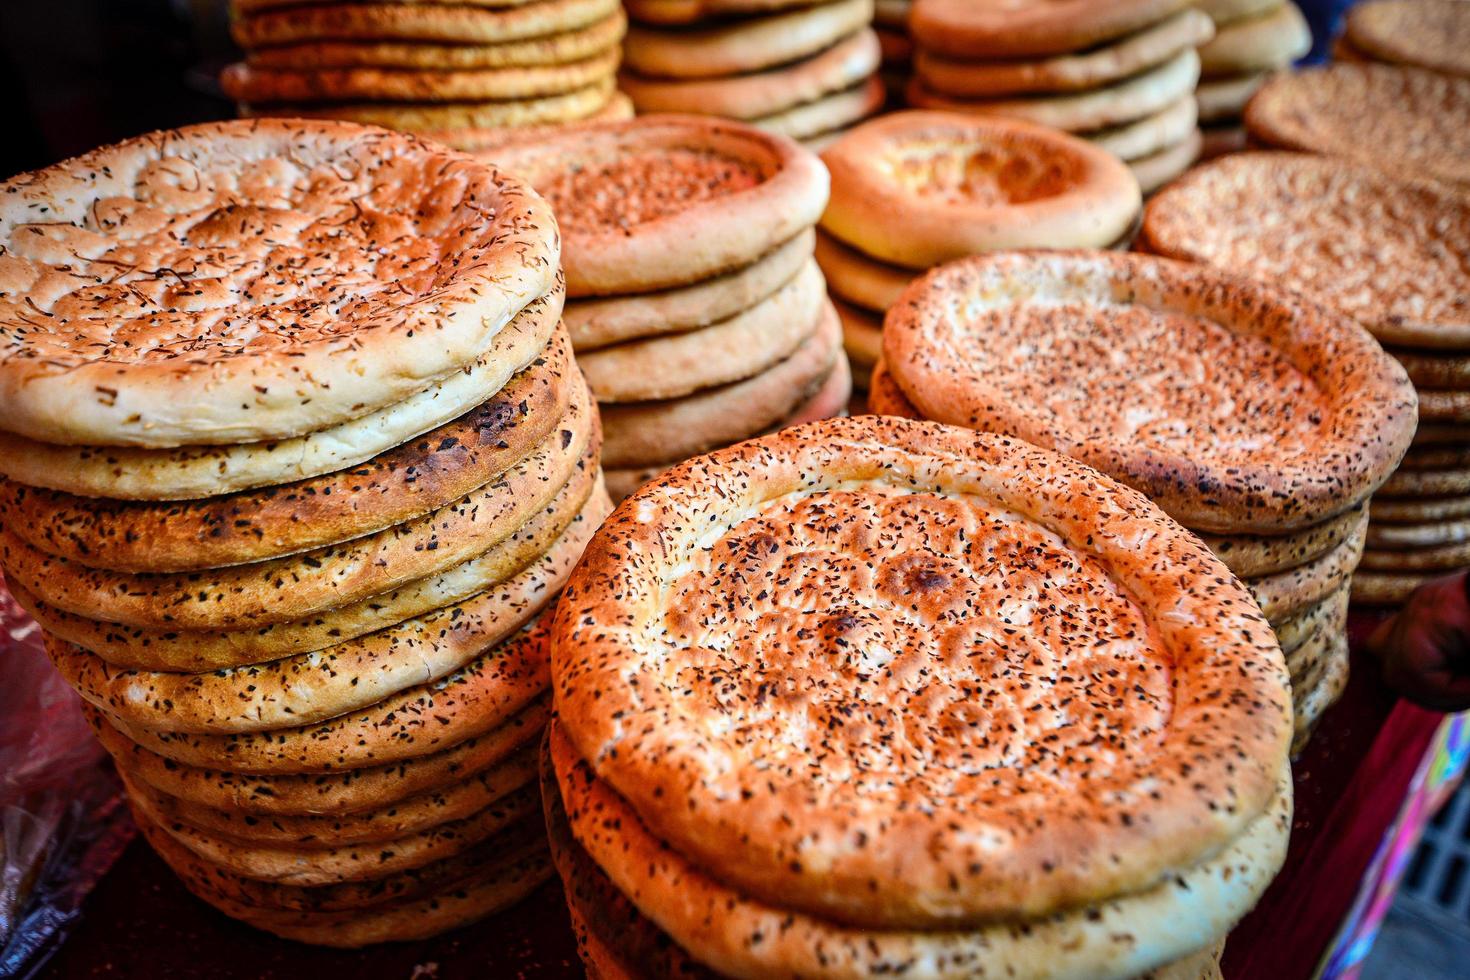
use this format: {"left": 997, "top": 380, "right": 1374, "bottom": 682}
{"left": 545, "top": 415, "right": 1294, "bottom": 978}
{"left": 618, "top": 0, "right": 885, "bottom": 149}
{"left": 223, "top": 0, "right": 632, "bottom": 150}
{"left": 872, "top": 253, "right": 1416, "bottom": 750}
{"left": 873, "top": 0, "right": 913, "bottom": 101}
{"left": 1195, "top": 0, "right": 1311, "bottom": 157}
{"left": 486, "top": 117, "right": 845, "bottom": 502}
{"left": 906, "top": 0, "right": 1215, "bottom": 192}
{"left": 1140, "top": 152, "right": 1470, "bottom": 606}
{"left": 815, "top": 110, "right": 1141, "bottom": 390}
{"left": 0, "top": 121, "right": 610, "bottom": 945}
{"left": 1334, "top": 0, "right": 1470, "bottom": 78}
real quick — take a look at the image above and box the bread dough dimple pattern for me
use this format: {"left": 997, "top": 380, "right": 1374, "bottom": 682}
{"left": 659, "top": 485, "right": 1171, "bottom": 787}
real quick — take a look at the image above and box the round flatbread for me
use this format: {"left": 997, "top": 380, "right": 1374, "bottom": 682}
{"left": 1196, "top": 71, "right": 1270, "bottom": 123}
{"left": 600, "top": 301, "right": 841, "bottom": 468}
{"left": 0, "top": 328, "right": 574, "bottom": 573}
{"left": 1248, "top": 520, "right": 1368, "bottom": 623}
{"left": 821, "top": 111, "right": 1139, "bottom": 269}
{"left": 1142, "top": 153, "right": 1470, "bottom": 349}
{"left": 908, "top": 49, "right": 1202, "bottom": 135}
{"left": 553, "top": 415, "right": 1292, "bottom": 927}
{"left": 243, "top": 76, "right": 619, "bottom": 131}
{"left": 234, "top": 0, "right": 620, "bottom": 46}
{"left": 1345, "top": 0, "right": 1470, "bottom": 78}
{"left": 245, "top": 11, "right": 626, "bottom": 69}
{"left": 910, "top": 0, "right": 1193, "bottom": 59}
{"left": 1380, "top": 465, "right": 1470, "bottom": 498}
{"left": 622, "top": 0, "right": 815, "bottom": 25}
{"left": 882, "top": 252, "right": 1416, "bottom": 532}
{"left": 623, "top": 0, "right": 873, "bottom": 79}
{"left": 1371, "top": 493, "right": 1470, "bottom": 523}
{"left": 422, "top": 91, "right": 635, "bottom": 151}
{"left": 1414, "top": 423, "right": 1470, "bottom": 447}
{"left": 1390, "top": 348, "right": 1470, "bottom": 389}
{"left": 1291, "top": 635, "right": 1348, "bottom": 753}
{"left": 1198, "top": 0, "right": 1283, "bottom": 26}
{"left": 1245, "top": 63, "right": 1470, "bottom": 187}
{"left": 914, "top": 9, "right": 1214, "bottom": 97}
{"left": 1198, "top": 2, "right": 1310, "bottom": 78}
{"left": 1273, "top": 584, "right": 1348, "bottom": 659}
{"left": 565, "top": 231, "right": 813, "bottom": 350}
{"left": 748, "top": 77, "right": 886, "bottom": 141}
{"left": 551, "top": 723, "right": 1290, "bottom": 976}
{"left": 833, "top": 297, "right": 883, "bottom": 370}
{"left": 813, "top": 228, "right": 912, "bottom": 309}
{"left": 577, "top": 260, "right": 825, "bottom": 403}
{"left": 43, "top": 474, "right": 597, "bottom": 735}
{"left": 618, "top": 29, "right": 881, "bottom": 120}
{"left": 1088, "top": 95, "right": 1199, "bottom": 163}
{"left": 0, "top": 283, "right": 562, "bottom": 500}
{"left": 1419, "top": 390, "right": 1470, "bottom": 422}
{"left": 1351, "top": 568, "right": 1439, "bottom": 605}
{"left": 14, "top": 478, "right": 606, "bottom": 671}
{"left": 1401, "top": 444, "right": 1470, "bottom": 471}
{"left": 3, "top": 390, "right": 596, "bottom": 630}
{"left": 1361, "top": 538, "right": 1470, "bottom": 572}
{"left": 0, "top": 120, "right": 556, "bottom": 448}
{"left": 1127, "top": 129, "right": 1201, "bottom": 193}
{"left": 1368, "top": 516, "right": 1470, "bottom": 549}
{"left": 485, "top": 115, "right": 828, "bottom": 296}
{"left": 1200, "top": 502, "right": 1367, "bottom": 579}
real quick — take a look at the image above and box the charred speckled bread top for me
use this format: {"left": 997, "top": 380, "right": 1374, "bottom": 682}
{"left": 550, "top": 414, "right": 1292, "bottom": 930}
{"left": 1142, "top": 152, "right": 1470, "bottom": 350}
{"left": 0, "top": 118, "right": 558, "bottom": 448}
{"left": 485, "top": 115, "right": 828, "bottom": 296}
{"left": 882, "top": 251, "right": 1418, "bottom": 534}
{"left": 1244, "top": 63, "right": 1470, "bottom": 188}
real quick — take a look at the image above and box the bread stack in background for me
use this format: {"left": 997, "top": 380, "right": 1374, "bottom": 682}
{"left": 546, "top": 415, "right": 1294, "bottom": 979}
{"left": 1194, "top": 0, "right": 1310, "bottom": 158}
{"left": 816, "top": 110, "right": 1141, "bottom": 391}
{"left": 617, "top": 0, "right": 884, "bottom": 149}
{"left": 905, "top": 0, "right": 1214, "bottom": 192}
{"left": 222, "top": 0, "right": 631, "bottom": 150}
{"left": 1141, "top": 152, "right": 1470, "bottom": 607}
{"left": 1334, "top": 0, "right": 1470, "bottom": 78}
{"left": 872, "top": 252, "right": 1417, "bottom": 750}
{"left": 0, "top": 120, "right": 610, "bottom": 944}
{"left": 486, "top": 116, "right": 843, "bottom": 501}
{"left": 874, "top": 0, "right": 912, "bottom": 102}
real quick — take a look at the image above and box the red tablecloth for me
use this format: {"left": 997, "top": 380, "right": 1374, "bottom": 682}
{"left": 33, "top": 614, "right": 1442, "bottom": 979}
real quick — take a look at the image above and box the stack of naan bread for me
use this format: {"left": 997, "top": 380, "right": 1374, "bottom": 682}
{"left": 221, "top": 0, "right": 631, "bottom": 150}
{"left": 0, "top": 120, "right": 608, "bottom": 945}
{"left": 906, "top": 0, "right": 1215, "bottom": 191}
{"left": 1142, "top": 152, "right": 1470, "bottom": 607}
{"left": 487, "top": 116, "right": 847, "bottom": 501}
{"left": 546, "top": 414, "right": 1294, "bottom": 978}
{"left": 1194, "top": 0, "right": 1310, "bottom": 157}
{"left": 871, "top": 252, "right": 1417, "bottom": 750}
{"left": 617, "top": 0, "right": 885, "bottom": 149}
{"left": 816, "top": 110, "right": 1141, "bottom": 390}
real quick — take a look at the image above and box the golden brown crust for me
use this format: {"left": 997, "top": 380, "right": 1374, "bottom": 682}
{"left": 1351, "top": 568, "right": 1439, "bottom": 605}
{"left": 1200, "top": 502, "right": 1368, "bottom": 579}
{"left": 1245, "top": 63, "right": 1470, "bottom": 187}
{"left": 747, "top": 77, "right": 887, "bottom": 142}
{"left": 1248, "top": 517, "right": 1368, "bottom": 623}
{"left": 821, "top": 111, "right": 1141, "bottom": 268}
{"left": 1291, "top": 634, "right": 1348, "bottom": 753}
{"left": 1368, "top": 516, "right": 1470, "bottom": 549}
{"left": 910, "top": 0, "right": 1192, "bottom": 59}
{"left": 813, "top": 227, "right": 913, "bottom": 309}
{"left": 3, "top": 388, "right": 596, "bottom": 629}
{"left": 622, "top": 0, "right": 818, "bottom": 26}
{"left": 914, "top": 9, "right": 1214, "bottom": 97}
{"left": 623, "top": 0, "right": 874, "bottom": 79}
{"left": 1381, "top": 465, "right": 1470, "bottom": 497}
{"left": 0, "top": 119, "right": 557, "bottom": 447}
{"left": 599, "top": 301, "right": 841, "bottom": 467}
{"left": 222, "top": 49, "right": 619, "bottom": 103}
{"left": 12, "top": 475, "right": 606, "bottom": 671}
{"left": 234, "top": 0, "right": 619, "bottom": 46}
{"left": 576, "top": 259, "right": 824, "bottom": 402}
{"left": 0, "top": 328, "right": 573, "bottom": 572}
{"left": 1345, "top": 0, "right": 1470, "bottom": 78}
{"left": 1142, "top": 153, "right": 1470, "bottom": 349}
{"left": 565, "top": 230, "right": 814, "bottom": 350}
{"left": 552, "top": 724, "right": 1293, "bottom": 976}
{"left": 883, "top": 252, "right": 1417, "bottom": 532}
{"left": 484, "top": 116, "right": 829, "bottom": 295}
{"left": 245, "top": 11, "right": 626, "bottom": 70}
{"left": 1127, "top": 128, "right": 1202, "bottom": 194}
{"left": 907, "top": 49, "right": 1202, "bottom": 134}
{"left": 1362, "top": 539, "right": 1470, "bottom": 572}
{"left": 552, "top": 415, "right": 1291, "bottom": 927}
{"left": 1085, "top": 95, "right": 1199, "bottom": 163}
{"left": 618, "top": 30, "right": 882, "bottom": 121}
{"left": 1372, "top": 493, "right": 1470, "bottom": 523}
